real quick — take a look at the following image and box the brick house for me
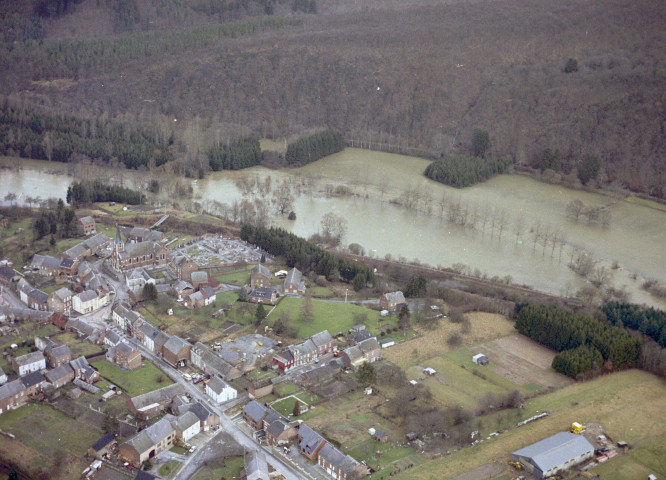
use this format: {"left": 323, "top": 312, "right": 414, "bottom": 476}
{"left": 250, "top": 264, "right": 271, "bottom": 288}
{"left": 119, "top": 418, "right": 176, "bottom": 467}
{"left": 162, "top": 336, "right": 192, "bottom": 367}
{"left": 190, "top": 271, "right": 209, "bottom": 289}
{"left": 318, "top": 443, "right": 367, "bottom": 480}
{"left": 0, "top": 379, "right": 28, "bottom": 414}
{"left": 45, "top": 364, "right": 75, "bottom": 388}
{"left": 242, "top": 400, "right": 269, "bottom": 430}
{"left": 272, "top": 330, "right": 335, "bottom": 372}
{"left": 87, "top": 433, "right": 117, "bottom": 460}
{"left": 265, "top": 419, "right": 297, "bottom": 446}
{"left": 128, "top": 384, "right": 184, "bottom": 420}
{"left": 172, "top": 280, "right": 194, "bottom": 301}
{"left": 168, "top": 255, "right": 199, "bottom": 282}
{"left": 30, "top": 254, "right": 61, "bottom": 277}
{"left": 379, "top": 291, "right": 406, "bottom": 312}
{"left": 283, "top": 267, "right": 306, "bottom": 295}
{"left": 248, "top": 286, "right": 277, "bottom": 305}
{"left": 106, "top": 342, "right": 142, "bottom": 370}
{"left": 48, "top": 287, "right": 74, "bottom": 315}
{"left": 77, "top": 216, "right": 96, "bottom": 235}
{"left": 298, "top": 424, "right": 326, "bottom": 460}
{"left": 46, "top": 344, "right": 72, "bottom": 368}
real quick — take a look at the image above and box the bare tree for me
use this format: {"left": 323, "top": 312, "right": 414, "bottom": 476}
{"left": 271, "top": 179, "right": 294, "bottom": 215}
{"left": 566, "top": 200, "right": 585, "bottom": 221}
{"left": 514, "top": 216, "right": 524, "bottom": 246}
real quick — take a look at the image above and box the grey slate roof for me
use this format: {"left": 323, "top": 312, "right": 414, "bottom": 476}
{"left": 207, "top": 376, "right": 230, "bottom": 395}
{"left": 21, "top": 371, "right": 46, "bottom": 388}
{"left": 353, "top": 330, "right": 373, "bottom": 343}
{"left": 130, "top": 383, "right": 184, "bottom": 410}
{"left": 163, "top": 336, "right": 191, "bottom": 356}
{"left": 319, "top": 443, "right": 346, "bottom": 467}
{"left": 358, "top": 337, "right": 379, "bottom": 354}
{"left": 512, "top": 432, "right": 594, "bottom": 473}
{"left": 91, "top": 433, "right": 116, "bottom": 452}
{"left": 31, "top": 254, "right": 61, "bottom": 270}
{"left": 250, "top": 264, "right": 270, "bottom": 278}
{"left": 84, "top": 232, "right": 110, "bottom": 249}
{"left": 265, "top": 419, "right": 292, "bottom": 440}
{"left": 249, "top": 286, "right": 276, "bottom": 301}
{"left": 79, "top": 216, "right": 95, "bottom": 226}
{"left": 173, "top": 280, "right": 193, "bottom": 292}
{"left": 115, "top": 341, "right": 136, "bottom": 357}
{"left": 175, "top": 411, "right": 200, "bottom": 431}
{"left": 70, "top": 356, "right": 89, "bottom": 371}
{"left": 45, "top": 364, "right": 74, "bottom": 383}
{"left": 50, "top": 344, "right": 71, "bottom": 359}
{"left": 382, "top": 291, "right": 405, "bottom": 303}
{"left": 53, "top": 287, "right": 73, "bottom": 301}
{"left": 78, "top": 289, "right": 98, "bottom": 303}
{"left": 310, "top": 330, "right": 332, "bottom": 348}
{"left": 14, "top": 351, "right": 45, "bottom": 367}
{"left": 0, "top": 379, "right": 25, "bottom": 401}
{"left": 245, "top": 449, "right": 269, "bottom": 480}
{"left": 64, "top": 243, "right": 89, "bottom": 259}
{"left": 129, "top": 227, "right": 164, "bottom": 243}
{"left": 59, "top": 257, "right": 75, "bottom": 269}
{"left": 298, "top": 424, "right": 325, "bottom": 455}
{"left": 66, "top": 319, "right": 97, "bottom": 337}
{"left": 29, "top": 289, "right": 49, "bottom": 304}
{"left": 119, "top": 241, "right": 162, "bottom": 260}
{"left": 190, "top": 271, "right": 208, "bottom": 283}
{"left": 243, "top": 400, "right": 268, "bottom": 423}
{"left": 105, "top": 330, "right": 121, "bottom": 345}
{"left": 188, "top": 402, "right": 214, "bottom": 422}
{"left": 125, "top": 418, "right": 174, "bottom": 455}
{"left": 291, "top": 339, "right": 317, "bottom": 356}
{"left": 283, "top": 267, "right": 302, "bottom": 286}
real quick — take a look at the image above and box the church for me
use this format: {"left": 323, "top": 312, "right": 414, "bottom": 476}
{"left": 110, "top": 225, "right": 169, "bottom": 273}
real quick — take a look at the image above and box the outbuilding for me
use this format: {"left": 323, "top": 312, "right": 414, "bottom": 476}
{"left": 472, "top": 353, "right": 489, "bottom": 366}
{"left": 511, "top": 431, "right": 594, "bottom": 479}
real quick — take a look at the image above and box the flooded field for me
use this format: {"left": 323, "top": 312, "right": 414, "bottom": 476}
{"left": 2, "top": 149, "right": 665, "bottom": 307}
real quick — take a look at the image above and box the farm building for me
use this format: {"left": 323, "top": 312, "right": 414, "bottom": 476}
{"left": 472, "top": 353, "right": 489, "bottom": 366}
{"left": 511, "top": 432, "right": 595, "bottom": 479}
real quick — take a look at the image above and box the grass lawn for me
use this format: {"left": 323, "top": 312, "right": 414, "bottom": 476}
{"left": 274, "top": 381, "right": 300, "bottom": 397}
{"left": 346, "top": 442, "right": 417, "bottom": 470}
{"left": 269, "top": 297, "right": 385, "bottom": 338}
{"left": 192, "top": 456, "right": 244, "bottom": 480}
{"left": 271, "top": 396, "right": 308, "bottom": 417}
{"left": 626, "top": 196, "right": 666, "bottom": 212}
{"left": 170, "top": 446, "right": 189, "bottom": 455}
{"left": 309, "top": 286, "right": 335, "bottom": 298}
{"left": 159, "top": 461, "right": 182, "bottom": 477}
{"left": 213, "top": 268, "right": 252, "bottom": 285}
{"left": 91, "top": 359, "right": 172, "bottom": 396}
{"left": 0, "top": 403, "right": 101, "bottom": 459}
{"left": 55, "top": 332, "right": 105, "bottom": 358}
{"left": 396, "top": 370, "right": 666, "bottom": 480}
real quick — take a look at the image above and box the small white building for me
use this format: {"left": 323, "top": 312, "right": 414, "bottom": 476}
{"left": 0, "top": 365, "right": 7, "bottom": 385}
{"left": 72, "top": 290, "right": 103, "bottom": 314}
{"left": 472, "top": 353, "right": 489, "bottom": 366}
{"left": 205, "top": 376, "right": 237, "bottom": 404}
{"left": 423, "top": 367, "right": 437, "bottom": 376}
{"left": 12, "top": 351, "right": 46, "bottom": 376}
{"left": 173, "top": 411, "right": 201, "bottom": 442}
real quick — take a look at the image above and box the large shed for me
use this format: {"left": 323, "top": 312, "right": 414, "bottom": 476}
{"left": 511, "top": 432, "right": 594, "bottom": 479}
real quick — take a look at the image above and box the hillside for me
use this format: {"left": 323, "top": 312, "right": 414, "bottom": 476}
{"left": 1, "top": 0, "right": 664, "bottom": 196}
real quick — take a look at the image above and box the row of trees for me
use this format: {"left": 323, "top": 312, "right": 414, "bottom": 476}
{"left": 240, "top": 224, "right": 375, "bottom": 287}
{"left": 208, "top": 136, "right": 262, "bottom": 170}
{"left": 285, "top": 130, "right": 344, "bottom": 166}
{"left": 66, "top": 181, "right": 145, "bottom": 206}
{"left": 423, "top": 155, "right": 512, "bottom": 188}
{"left": 34, "top": 199, "right": 77, "bottom": 239}
{"left": 514, "top": 303, "right": 641, "bottom": 377}
{"left": 603, "top": 302, "right": 666, "bottom": 347}
{"left": 0, "top": 102, "right": 173, "bottom": 169}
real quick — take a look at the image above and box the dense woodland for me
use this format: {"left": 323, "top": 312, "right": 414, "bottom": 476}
{"left": 424, "top": 155, "right": 512, "bottom": 188}
{"left": 208, "top": 136, "right": 262, "bottom": 171}
{"left": 34, "top": 198, "right": 77, "bottom": 239}
{"left": 66, "top": 180, "right": 146, "bottom": 206}
{"left": 0, "top": 0, "right": 664, "bottom": 197}
{"left": 240, "top": 224, "right": 375, "bottom": 287}
{"left": 285, "top": 130, "right": 344, "bottom": 166}
{"left": 603, "top": 302, "right": 666, "bottom": 348}
{"left": 514, "top": 303, "right": 641, "bottom": 377}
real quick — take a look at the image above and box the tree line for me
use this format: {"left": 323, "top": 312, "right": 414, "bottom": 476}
{"left": 424, "top": 155, "right": 512, "bottom": 188}
{"left": 514, "top": 303, "right": 641, "bottom": 377}
{"left": 0, "top": 102, "right": 173, "bottom": 169}
{"left": 34, "top": 198, "right": 77, "bottom": 239}
{"left": 66, "top": 181, "right": 145, "bottom": 206}
{"left": 285, "top": 130, "right": 344, "bottom": 166}
{"left": 240, "top": 224, "right": 375, "bottom": 287}
{"left": 603, "top": 301, "right": 666, "bottom": 347}
{"left": 208, "top": 136, "right": 262, "bottom": 171}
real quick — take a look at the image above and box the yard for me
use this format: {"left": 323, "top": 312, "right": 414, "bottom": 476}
{"left": 53, "top": 332, "right": 105, "bottom": 358}
{"left": 158, "top": 461, "right": 182, "bottom": 477}
{"left": 91, "top": 359, "right": 172, "bottom": 396}
{"left": 192, "top": 456, "right": 244, "bottom": 480}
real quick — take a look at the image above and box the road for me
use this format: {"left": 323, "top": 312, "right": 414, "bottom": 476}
{"left": 127, "top": 337, "right": 304, "bottom": 480}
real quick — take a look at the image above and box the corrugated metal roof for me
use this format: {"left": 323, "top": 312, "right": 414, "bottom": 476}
{"left": 512, "top": 432, "right": 594, "bottom": 473}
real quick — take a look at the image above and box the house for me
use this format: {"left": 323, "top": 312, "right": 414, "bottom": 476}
{"left": 18, "top": 280, "right": 49, "bottom": 311}
{"left": 70, "top": 356, "right": 90, "bottom": 376}
{"left": 58, "top": 257, "right": 78, "bottom": 277}
{"left": 48, "top": 287, "right": 74, "bottom": 315}
{"left": 379, "top": 291, "right": 406, "bottom": 312}
{"left": 205, "top": 376, "right": 237, "bottom": 404}
{"left": 242, "top": 400, "right": 269, "bottom": 430}
{"left": 20, "top": 371, "right": 46, "bottom": 396}
{"left": 311, "top": 330, "right": 335, "bottom": 355}
{"left": 44, "top": 364, "right": 75, "bottom": 388}
{"left": 201, "top": 287, "right": 217, "bottom": 305}
{"left": 265, "top": 419, "right": 297, "bottom": 446}
{"left": 172, "top": 281, "right": 194, "bottom": 301}
{"left": 0, "top": 379, "right": 28, "bottom": 414}
{"left": 190, "top": 271, "right": 209, "bottom": 289}
{"left": 104, "top": 330, "right": 122, "bottom": 348}
{"left": 300, "top": 359, "right": 344, "bottom": 385}
{"left": 46, "top": 344, "right": 72, "bottom": 368}
{"left": 66, "top": 318, "right": 98, "bottom": 339}
{"left": 107, "top": 342, "right": 142, "bottom": 370}
{"left": 273, "top": 331, "right": 335, "bottom": 371}
{"left": 153, "top": 330, "right": 170, "bottom": 357}
{"left": 318, "top": 443, "right": 367, "bottom": 480}
{"left": 183, "top": 290, "right": 210, "bottom": 309}
{"left": 250, "top": 264, "right": 271, "bottom": 288}
{"left": 127, "top": 227, "right": 165, "bottom": 244}
{"left": 283, "top": 267, "right": 305, "bottom": 295}
{"left": 125, "top": 268, "right": 154, "bottom": 293}
{"left": 78, "top": 216, "right": 96, "bottom": 235}
{"left": 12, "top": 351, "right": 46, "bottom": 376}
{"left": 168, "top": 255, "right": 199, "bottom": 282}
{"left": 162, "top": 336, "right": 192, "bottom": 367}
{"left": 298, "top": 424, "right": 327, "bottom": 460}
{"left": 379, "top": 338, "right": 395, "bottom": 349}
{"left": 190, "top": 342, "right": 240, "bottom": 380}
{"left": 248, "top": 286, "right": 278, "bottom": 305}
{"left": 30, "top": 254, "right": 62, "bottom": 276}
{"left": 341, "top": 337, "right": 381, "bottom": 369}
{"left": 0, "top": 366, "right": 7, "bottom": 386}
{"left": 243, "top": 449, "right": 270, "bottom": 480}
{"left": 112, "top": 304, "right": 144, "bottom": 333}
{"left": 511, "top": 432, "right": 595, "bottom": 479}
{"left": 128, "top": 384, "right": 184, "bottom": 420}
{"left": 72, "top": 289, "right": 102, "bottom": 314}
{"left": 0, "top": 266, "right": 21, "bottom": 284}
{"left": 119, "top": 418, "right": 176, "bottom": 467}
{"left": 349, "top": 324, "right": 366, "bottom": 334}
{"left": 472, "top": 353, "right": 489, "bottom": 366}
{"left": 87, "top": 433, "right": 117, "bottom": 459}
{"left": 172, "top": 411, "right": 201, "bottom": 442}
{"left": 352, "top": 330, "right": 373, "bottom": 344}
{"left": 178, "top": 402, "right": 220, "bottom": 432}
{"left": 373, "top": 430, "right": 388, "bottom": 443}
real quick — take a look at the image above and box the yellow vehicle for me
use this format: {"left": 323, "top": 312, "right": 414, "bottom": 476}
{"left": 509, "top": 461, "right": 523, "bottom": 470}
{"left": 571, "top": 422, "right": 584, "bottom": 434}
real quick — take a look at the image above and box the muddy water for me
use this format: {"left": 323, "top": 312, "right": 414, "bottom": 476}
{"left": 2, "top": 150, "right": 665, "bottom": 307}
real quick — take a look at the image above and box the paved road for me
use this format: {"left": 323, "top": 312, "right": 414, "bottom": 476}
{"left": 127, "top": 338, "right": 304, "bottom": 480}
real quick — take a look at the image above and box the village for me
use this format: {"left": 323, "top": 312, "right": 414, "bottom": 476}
{"left": 0, "top": 208, "right": 663, "bottom": 480}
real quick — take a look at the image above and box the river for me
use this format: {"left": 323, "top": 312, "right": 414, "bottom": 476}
{"left": 1, "top": 150, "right": 665, "bottom": 308}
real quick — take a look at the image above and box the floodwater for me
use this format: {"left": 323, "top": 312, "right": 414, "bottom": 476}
{"left": 1, "top": 150, "right": 665, "bottom": 308}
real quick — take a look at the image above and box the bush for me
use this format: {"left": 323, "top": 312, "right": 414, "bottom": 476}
{"left": 564, "top": 58, "right": 579, "bottom": 73}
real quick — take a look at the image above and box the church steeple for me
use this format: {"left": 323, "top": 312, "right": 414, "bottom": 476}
{"left": 114, "top": 225, "right": 124, "bottom": 252}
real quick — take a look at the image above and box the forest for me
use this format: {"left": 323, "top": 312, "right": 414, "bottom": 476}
{"left": 514, "top": 303, "right": 641, "bottom": 377}
{"left": 423, "top": 155, "right": 512, "bottom": 188}
{"left": 66, "top": 181, "right": 146, "bottom": 206}
{"left": 240, "top": 224, "right": 375, "bottom": 287}
{"left": 0, "top": 0, "right": 664, "bottom": 197}
{"left": 603, "top": 302, "right": 666, "bottom": 347}
{"left": 208, "top": 136, "right": 262, "bottom": 171}
{"left": 285, "top": 130, "right": 344, "bottom": 166}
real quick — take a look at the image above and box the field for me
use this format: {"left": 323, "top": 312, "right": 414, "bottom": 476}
{"left": 0, "top": 403, "right": 101, "bottom": 479}
{"left": 382, "top": 312, "right": 515, "bottom": 366}
{"left": 395, "top": 370, "right": 666, "bottom": 479}
{"left": 91, "top": 359, "right": 173, "bottom": 396}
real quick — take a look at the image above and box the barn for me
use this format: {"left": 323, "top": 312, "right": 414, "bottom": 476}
{"left": 511, "top": 432, "right": 594, "bottom": 479}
